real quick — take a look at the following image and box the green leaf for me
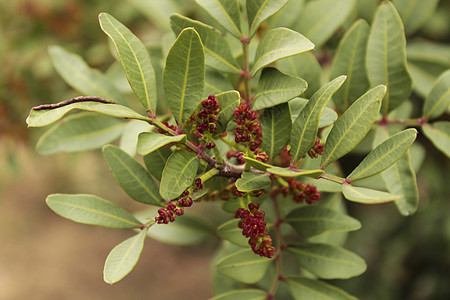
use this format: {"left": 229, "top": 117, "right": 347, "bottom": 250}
{"left": 251, "top": 28, "right": 315, "bottom": 76}
{"left": 285, "top": 206, "right": 361, "bottom": 238}
{"left": 137, "top": 132, "right": 186, "bottom": 156}
{"left": 170, "top": 14, "right": 240, "bottom": 73}
{"left": 423, "top": 70, "right": 450, "bottom": 120}
{"left": 217, "top": 219, "right": 249, "bottom": 247}
{"left": 347, "top": 128, "right": 418, "bottom": 182}
{"left": 289, "top": 98, "right": 338, "bottom": 128}
{"left": 211, "top": 289, "right": 267, "bottom": 300}
{"left": 103, "top": 229, "right": 147, "bottom": 284}
{"left": 99, "top": 13, "right": 157, "bottom": 112}
{"left": 204, "top": 69, "right": 235, "bottom": 97}
{"left": 290, "top": 76, "right": 347, "bottom": 164}
{"left": 268, "top": 167, "right": 324, "bottom": 178}
{"left": 381, "top": 152, "right": 419, "bottom": 216}
{"left": 246, "top": 0, "right": 289, "bottom": 38}
{"left": 278, "top": 53, "right": 322, "bottom": 98}
{"left": 342, "top": 184, "right": 401, "bottom": 204}
{"left": 195, "top": 0, "right": 242, "bottom": 38}
{"left": 261, "top": 103, "right": 292, "bottom": 161}
{"left": 253, "top": 67, "right": 307, "bottom": 110}
{"left": 27, "top": 99, "right": 150, "bottom": 127}
{"left": 296, "top": 0, "right": 356, "bottom": 47}
{"left": 329, "top": 20, "right": 370, "bottom": 113}
{"left": 216, "top": 90, "right": 241, "bottom": 133}
{"left": 103, "top": 145, "right": 162, "bottom": 206}
{"left": 36, "top": 113, "right": 125, "bottom": 155}
{"left": 321, "top": 85, "right": 385, "bottom": 169}
{"left": 235, "top": 172, "right": 271, "bottom": 192}
{"left": 143, "top": 147, "right": 172, "bottom": 181}
{"left": 366, "top": 2, "right": 413, "bottom": 114}
{"left": 46, "top": 194, "right": 143, "bottom": 229}
{"left": 163, "top": 28, "right": 205, "bottom": 126}
{"left": 216, "top": 249, "right": 272, "bottom": 284}
{"left": 288, "top": 243, "right": 366, "bottom": 279}
{"left": 285, "top": 276, "right": 357, "bottom": 300}
{"left": 392, "top": 0, "right": 440, "bottom": 35}
{"left": 160, "top": 150, "right": 199, "bottom": 200}
{"left": 49, "top": 46, "right": 127, "bottom": 105}
{"left": 422, "top": 121, "right": 450, "bottom": 158}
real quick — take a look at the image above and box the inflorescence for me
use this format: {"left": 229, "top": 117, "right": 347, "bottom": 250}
{"left": 195, "top": 95, "right": 220, "bottom": 150}
{"left": 273, "top": 178, "right": 321, "bottom": 205}
{"left": 235, "top": 203, "right": 275, "bottom": 258}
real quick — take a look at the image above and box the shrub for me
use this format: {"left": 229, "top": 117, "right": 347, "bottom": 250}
{"left": 27, "top": 0, "right": 449, "bottom": 298}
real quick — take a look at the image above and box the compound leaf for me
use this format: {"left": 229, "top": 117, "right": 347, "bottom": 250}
{"left": 99, "top": 13, "right": 157, "bottom": 112}
{"left": 366, "top": 2, "right": 412, "bottom": 114}
{"left": 46, "top": 194, "right": 143, "bottom": 229}
{"left": 103, "top": 229, "right": 147, "bottom": 284}
{"left": 251, "top": 28, "right": 314, "bottom": 76}
{"left": 321, "top": 85, "right": 385, "bottom": 169}
{"left": 160, "top": 150, "right": 199, "bottom": 200}
{"left": 103, "top": 145, "right": 162, "bottom": 206}
{"left": 163, "top": 28, "right": 205, "bottom": 126}
{"left": 290, "top": 76, "right": 346, "bottom": 164}
{"left": 288, "top": 243, "right": 366, "bottom": 279}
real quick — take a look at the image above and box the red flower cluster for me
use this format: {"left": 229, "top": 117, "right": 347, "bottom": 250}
{"left": 308, "top": 139, "right": 324, "bottom": 158}
{"left": 233, "top": 104, "right": 262, "bottom": 153}
{"left": 235, "top": 203, "right": 275, "bottom": 258}
{"left": 155, "top": 189, "right": 193, "bottom": 224}
{"left": 194, "top": 178, "right": 204, "bottom": 191}
{"left": 196, "top": 95, "right": 220, "bottom": 149}
{"left": 275, "top": 178, "right": 321, "bottom": 204}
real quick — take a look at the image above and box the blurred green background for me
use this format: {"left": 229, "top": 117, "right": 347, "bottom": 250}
{"left": 1, "top": 0, "right": 449, "bottom": 299}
